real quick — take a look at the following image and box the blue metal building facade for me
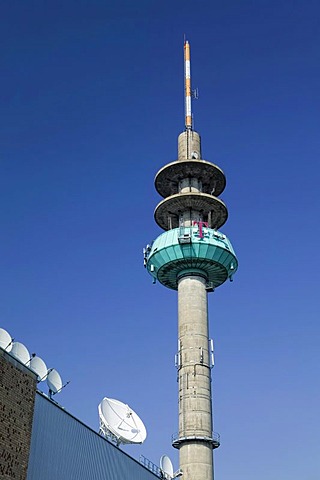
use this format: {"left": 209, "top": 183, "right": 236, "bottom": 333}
{"left": 27, "top": 392, "right": 158, "bottom": 480}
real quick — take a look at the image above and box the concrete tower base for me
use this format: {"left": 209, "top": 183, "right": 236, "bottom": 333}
{"left": 180, "top": 442, "right": 214, "bottom": 480}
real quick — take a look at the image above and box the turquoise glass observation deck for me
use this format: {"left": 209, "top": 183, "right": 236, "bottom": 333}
{"left": 145, "top": 226, "right": 238, "bottom": 291}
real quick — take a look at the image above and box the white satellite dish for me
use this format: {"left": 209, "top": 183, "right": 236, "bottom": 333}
{"left": 160, "top": 455, "right": 174, "bottom": 479}
{"left": 11, "top": 341, "right": 30, "bottom": 365}
{"left": 47, "top": 368, "right": 63, "bottom": 394}
{"left": 29, "top": 356, "right": 48, "bottom": 382}
{"left": 98, "top": 397, "right": 147, "bottom": 445}
{"left": 0, "top": 328, "right": 13, "bottom": 352}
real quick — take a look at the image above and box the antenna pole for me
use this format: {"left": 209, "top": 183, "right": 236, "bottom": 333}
{"left": 5, "top": 338, "right": 14, "bottom": 351}
{"left": 184, "top": 40, "right": 192, "bottom": 130}
{"left": 39, "top": 372, "right": 48, "bottom": 382}
{"left": 55, "top": 380, "right": 70, "bottom": 395}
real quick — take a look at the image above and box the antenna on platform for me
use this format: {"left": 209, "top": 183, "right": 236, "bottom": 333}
{"left": 46, "top": 368, "right": 69, "bottom": 399}
{"left": 160, "top": 455, "right": 183, "bottom": 479}
{"left": 29, "top": 355, "right": 48, "bottom": 382}
{"left": 11, "top": 341, "right": 30, "bottom": 365}
{"left": 210, "top": 339, "right": 215, "bottom": 367}
{"left": 0, "top": 328, "right": 13, "bottom": 352}
{"left": 98, "top": 397, "right": 147, "bottom": 446}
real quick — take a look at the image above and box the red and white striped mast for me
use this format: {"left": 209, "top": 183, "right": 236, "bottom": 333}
{"left": 184, "top": 39, "right": 192, "bottom": 130}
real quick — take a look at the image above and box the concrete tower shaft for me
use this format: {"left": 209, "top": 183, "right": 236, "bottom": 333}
{"left": 178, "top": 130, "right": 201, "bottom": 160}
{"left": 145, "top": 40, "right": 238, "bottom": 480}
{"left": 178, "top": 275, "right": 212, "bottom": 440}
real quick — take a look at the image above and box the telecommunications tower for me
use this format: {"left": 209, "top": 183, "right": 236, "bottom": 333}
{"left": 144, "top": 41, "right": 238, "bottom": 480}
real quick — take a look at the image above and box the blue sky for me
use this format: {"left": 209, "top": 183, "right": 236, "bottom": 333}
{"left": 1, "top": 1, "right": 319, "bottom": 478}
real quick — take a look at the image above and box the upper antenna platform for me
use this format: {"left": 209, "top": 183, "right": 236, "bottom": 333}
{"left": 98, "top": 397, "right": 147, "bottom": 446}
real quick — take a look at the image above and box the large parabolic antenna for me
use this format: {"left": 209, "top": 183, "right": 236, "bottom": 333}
{"left": 98, "top": 397, "right": 147, "bottom": 446}
{"left": 0, "top": 328, "right": 13, "bottom": 352}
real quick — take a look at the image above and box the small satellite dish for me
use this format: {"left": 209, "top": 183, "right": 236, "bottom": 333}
{"left": 29, "top": 356, "right": 48, "bottom": 382}
{"left": 47, "top": 368, "right": 63, "bottom": 394}
{"left": 160, "top": 455, "right": 174, "bottom": 479}
{"left": 0, "top": 328, "right": 13, "bottom": 352}
{"left": 11, "top": 341, "right": 30, "bottom": 365}
{"left": 99, "top": 397, "right": 147, "bottom": 445}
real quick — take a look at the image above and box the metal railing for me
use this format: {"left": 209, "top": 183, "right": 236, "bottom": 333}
{"left": 139, "top": 455, "right": 168, "bottom": 479}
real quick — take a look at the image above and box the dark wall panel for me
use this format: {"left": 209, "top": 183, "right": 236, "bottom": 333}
{"left": 27, "top": 393, "right": 157, "bottom": 480}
